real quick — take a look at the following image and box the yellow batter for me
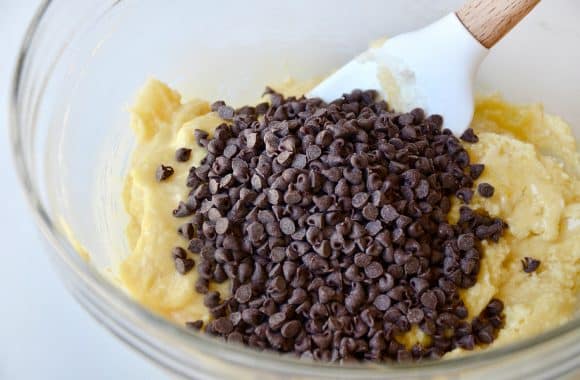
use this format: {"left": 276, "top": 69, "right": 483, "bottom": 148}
{"left": 120, "top": 78, "right": 580, "bottom": 352}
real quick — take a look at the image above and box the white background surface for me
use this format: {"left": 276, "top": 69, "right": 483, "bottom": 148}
{"left": 0, "top": 2, "right": 167, "bottom": 379}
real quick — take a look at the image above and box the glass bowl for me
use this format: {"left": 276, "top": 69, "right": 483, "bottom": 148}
{"left": 10, "top": 0, "right": 580, "bottom": 378}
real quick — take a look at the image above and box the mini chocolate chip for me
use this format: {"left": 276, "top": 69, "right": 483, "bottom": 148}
{"left": 217, "top": 105, "right": 235, "bottom": 120}
{"left": 269, "top": 312, "right": 287, "bottom": 330}
{"left": 478, "top": 183, "right": 495, "bottom": 198}
{"left": 248, "top": 222, "right": 265, "bottom": 243}
{"left": 365, "top": 221, "right": 383, "bottom": 237}
{"left": 306, "top": 145, "right": 322, "bottom": 161}
{"left": 235, "top": 283, "right": 253, "bottom": 303}
{"left": 215, "top": 217, "right": 230, "bottom": 235}
{"left": 277, "top": 151, "right": 294, "bottom": 167}
{"left": 175, "top": 148, "right": 192, "bottom": 162}
{"left": 460, "top": 128, "right": 479, "bottom": 143}
{"left": 281, "top": 320, "right": 301, "bottom": 338}
{"left": 420, "top": 291, "right": 438, "bottom": 310}
{"left": 522, "top": 257, "right": 541, "bottom": 273}
{"left": 242, "top": 308, "right": 263, "bottom": 326}
{"left": 380, "top": 205, "right": 399, "bottom": 223}
{"left": 407, "top": 308, "right": 425, "bottom": 324}
{"left": 469, "top": 164, "right": 484, "bottom": 180}
{"left": 456, "top": 188, "right": 474, "bottom": 204}
{"left": 373, "top": 295, "right": 392, "bottom": 311}
{"left": 352, "top": 193, "right": 369, "bottom": 209}
{"left": 156, "top": 164, "right": 174, "bottom": 181}
{"left": 292, "top": 154, "right": 308, "bottom": 169}
{"left": 364, "top": 262, "right": 384, "bottom": 279}
{"left": 362, "top": 204, "right": 379, "bottom": 220}
{"left": 267, "top": 189, "right": 282, "bottom": 205}
{"left": 213, "top": 317, "right": 234, "bottom": 334}
{"left": 280, "top": 217, "right": 296, "bottom": 235}
{"left": 223, "top": 144, "right": 239, "bottom": 159}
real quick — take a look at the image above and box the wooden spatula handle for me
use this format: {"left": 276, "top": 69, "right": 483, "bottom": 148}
{"left": 457, "top": 0, "right": 540, "bottom": 48}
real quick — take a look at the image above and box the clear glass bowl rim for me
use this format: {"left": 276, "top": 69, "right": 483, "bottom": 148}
{"left": 9, "top": 0, "right": 580, "bottom": 377}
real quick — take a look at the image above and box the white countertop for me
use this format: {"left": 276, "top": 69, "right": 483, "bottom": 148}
{"left": 0, "top": 2, "right": 168, "bottom": 379}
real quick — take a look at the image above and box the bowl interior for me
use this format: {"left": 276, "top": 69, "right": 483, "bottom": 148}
{"left": 40, "top": 0, "right": 579, "bottom": 348}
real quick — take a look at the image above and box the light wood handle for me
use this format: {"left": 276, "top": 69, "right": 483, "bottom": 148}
{"left": 457, "top": 0, "right": 540, "bottom": 48}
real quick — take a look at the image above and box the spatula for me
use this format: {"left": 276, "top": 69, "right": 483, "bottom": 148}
{"left": 309, "top": 0, "right": 541, "bottom": 135}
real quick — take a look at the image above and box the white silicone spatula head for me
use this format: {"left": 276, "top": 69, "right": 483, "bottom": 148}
{"left": 309, "top": 0, "right": 541, "bottom": 135}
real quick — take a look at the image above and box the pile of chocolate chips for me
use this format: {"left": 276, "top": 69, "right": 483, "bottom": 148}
{"left": 168, "top": 89, "right": 508, "bottom": 362}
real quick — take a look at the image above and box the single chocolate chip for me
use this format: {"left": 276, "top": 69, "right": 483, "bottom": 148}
{"left": 292, "top": 154, "right": 308, "bottom": 169}
{"left": 460, "top": 128, "right": 479, "bottom": 143}
{"left": 352, "top": 193, "right": 369, "bottom": 209}
{"left": 215, "top": 217, "right": 230, "bottom": 235}
{"left": 469, "top": 164, "right": 484, "bottom": 180}
{"left": 242, "top": 308, "right": 263, "bottom": 326}
{"left": 362, "top": 204, "right": 379, "bottom": 221}
{"left": 269, "top": 312, "right": 287, "bottom": 330}
{"left": 175, "top": 148, "right": 192, "bottom": 162}
{"left": 281, "top": 320, "right": 301, "bottom": 338}
{"left": 280, "top": 218, "right": 296, "bottom": 235}
{"left": 407, "top": 308, "right": 425, "bottom": 324}
{"left": 223, "top": 144, "right": 239, "bottom": 159}
{"left": 420, "top": 291, "right": 438, "bottom": 310}
{"left": 218, "top": 105, "right": 235, "bottom": 120}
{"left": 235, "top": 283, "right": 253, "bottom": 303}
{"left": 373, "top": 295, "right": 391, "bottom": 311}
{"left": 248, "top": 222, "right": 265, "bottom": 243}
{"left": 213, "top": 317, "right": 234, "bottom": 334}
{"left": 456, "top": 188, "right": 474, "bottom": 204}
{"left": 380, "top": 205, "right": 399, "bottom": 223}
{"left": 156, "top": 164, "right": 174, "bottom": 181}
{"left": 364, "top": 262, "right": 384, "bottom": 279}
{"left": 365, "top": 221, "right": 383, "bottom": 237}
{"left": 267, "top": 189, "right": 282, "bottom": 205}
{"left": 306, "top": 145, "right": 322, "bottom": 161}
{"left": 522, "top": 257, "right": 541, "bottom": 273}
{"left": 478, "top": 183, "right": 495, "bottom": 198}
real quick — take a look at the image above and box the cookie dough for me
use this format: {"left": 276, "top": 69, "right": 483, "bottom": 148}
{"left": 454, "top": 96, "right": 580, "bottom": 348}
{"left": 120, "top": 79, "right": 580, "bottom": 351}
